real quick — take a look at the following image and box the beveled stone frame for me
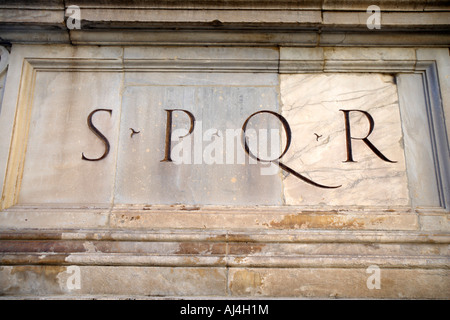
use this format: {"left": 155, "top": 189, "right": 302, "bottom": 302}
{"left": 0, "top": 46, "right": 448, "bottom": 225}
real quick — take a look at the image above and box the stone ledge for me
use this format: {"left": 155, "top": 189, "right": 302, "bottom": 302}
{"left": 2, "top": 0, "right": 449, "bottom": 11}
{"left": 0, "top": 1, "right": 449, "bottom": 46}
{"left": 2, "top": 30, "right": 449, "bottom": 47}
{"left": 2, "top": 227, "right": 448, "bottom": 243}
{"left": 0, "top": 265, "right": 448, "bottom": 298}
{"left": 1, "top": 228, "right": 448, "bottom": 268}
{"left": 0, "top": 205, "right": 424, "bottom": 230}
{"left": 1, "top": 253, "right": 448, "bottom": 269}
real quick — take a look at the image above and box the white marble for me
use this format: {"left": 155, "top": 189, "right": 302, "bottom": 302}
{"left": 18, "top": 71, "right": 123, "bottom": 205}
{"left": 280, "top": 73, "right": 409, "bottom": 206}
{"left": 114, "top": 73, "right": 283, "bottom": 205}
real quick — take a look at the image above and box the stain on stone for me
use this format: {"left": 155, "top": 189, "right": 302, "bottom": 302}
{"left": 1, "top": 265, "right": 66, "bottom": 295}
{"left": 228, "top": 243, "right": 265, "bottom": 255}
{"left": 176, "top": 242, "right": 226, "bottom": 255}
{"left": 206, "top": 234, "right": 227, "bottom": 242}
{"left": 0, "top": 231, "right": 63, "bottom": 241}
{"left": 0, "top": 240, "right": 86, "bottom": 253}
{"left": 227, "top": 235, "right": 255, "bottom": 242}
{"left": 82, "top": 241, "right": 99, "bottom": 253}
{"left": 267, "top": 214, "right": 365, "bottom": 229}
{"left": 117, "top": 213, "right": 143, "bottom": 224}
{"left": 179, "top": 205, "right": 201, "bottom": 211}
{"left": 230, "top": 270, "right": 263, "bottom": 296}
{"left": 211, "top": 19, "right": 224, "bottom": 27}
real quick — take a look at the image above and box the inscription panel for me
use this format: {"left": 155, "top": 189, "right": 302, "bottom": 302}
{"left": 16, "top": 70, "right": 409, "bottom": 207}
{"left": 115, "top": 73, "right": 283, "bottom": 205}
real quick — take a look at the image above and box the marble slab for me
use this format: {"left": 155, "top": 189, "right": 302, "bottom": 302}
{"left": 114, "top": 73, "right": 283, "bottom": 205}
{"left": 280, "top": 73, "right": 409, "bottom": 206}
{"left": 16, "top": 69, "right": 410, "bottom": 207}
{"left": 18, "top": 71, "right": 123, "bottom": 205}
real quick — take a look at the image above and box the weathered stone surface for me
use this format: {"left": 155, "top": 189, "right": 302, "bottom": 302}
{"left": 280, "top": 73, "right": 409, "bottom": 206}
{"left": 8, "top": 67, "right": 418, "bottom": 207}
{"left": 0, "top": 42, "right": 448, "bottom": 300}
{"left": 18, "top": 71, "right": 123, "bottom": 205}
{"left": 108, "top": 207, "right": 419, "bottom": 230}
{"left": 228, "top": 267, "right": 450, "bottom": 298}
{"left": 1, "top": 265, "right": 228, "bottom": 296}
{"left": 0, "top": 228, "right": 448, "bottom": 298}
{"left": 115, "top": 72, "right": 282, "bottom": 205}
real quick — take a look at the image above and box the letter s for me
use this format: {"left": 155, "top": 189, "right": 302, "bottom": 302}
{"left": 82, "top": 109, "right": 112, "bottom": 161}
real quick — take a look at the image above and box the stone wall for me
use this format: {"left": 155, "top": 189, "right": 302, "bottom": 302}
{"left": 0, "top": 1, "right": 449, "bottom": 299}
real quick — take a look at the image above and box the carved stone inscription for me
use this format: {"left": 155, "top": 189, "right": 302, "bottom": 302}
{"left": 114, "top": 82, "right": 283, "bottom": 205}
{"left": 18, "top": 72, "right": 409, "bottom": 206}
{"left": 281, "top": 74, "right": 408, "bottom": 206}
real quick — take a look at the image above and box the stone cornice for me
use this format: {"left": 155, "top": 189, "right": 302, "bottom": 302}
{"left": 0, "top": 0, "right": 449, "bottom": 45}
{"left": 0, "top": 1, "right": 449, "bottom": 29}
{"left": 1, "top": 1, "right": 449, "bottom": 11}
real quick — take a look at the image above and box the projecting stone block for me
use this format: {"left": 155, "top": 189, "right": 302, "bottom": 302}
{"left": 114, "top": 73, "right": 282, "bottom": 205}
{"left": 280, "top": 73, "right": 409, "bottom": 206}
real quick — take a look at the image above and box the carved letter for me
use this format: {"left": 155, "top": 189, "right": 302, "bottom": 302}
{"left": 161, "top": 109, "right": 195, "bottom": 162}
{"left": 340, "top": 109, "right": 396, "bottom": 163}
{"left": 82, "top": 108, "right": 112, "bottom": 161}
{"left": 242, "top": 110, "right": 341, "bottom": 189}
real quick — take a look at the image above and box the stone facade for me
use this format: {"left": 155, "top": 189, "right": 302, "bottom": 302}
{"left": 0, "top": 1, "right": 449, "bottom": 299}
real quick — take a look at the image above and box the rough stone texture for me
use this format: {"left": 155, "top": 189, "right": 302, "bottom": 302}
{"left": 2, "top": 267, "right": 448, "bottom": 299}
